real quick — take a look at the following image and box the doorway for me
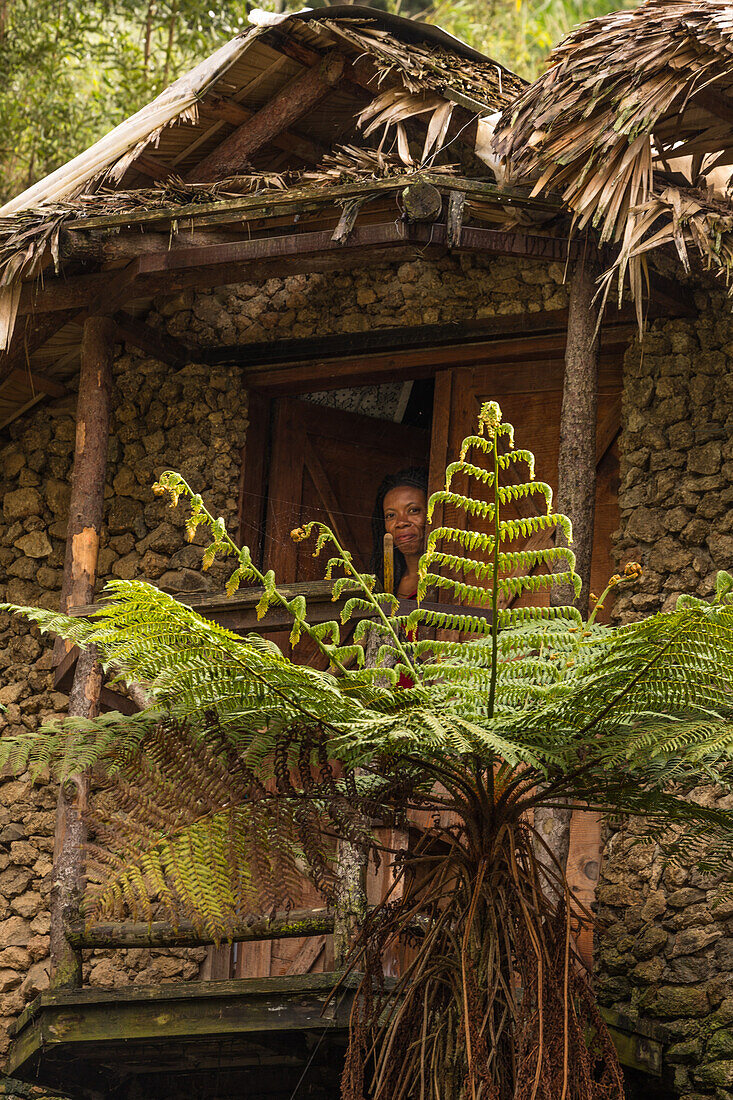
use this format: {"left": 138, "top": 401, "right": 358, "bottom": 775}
{"left": 239, "top": 381, "right": 432, "bottom": 662}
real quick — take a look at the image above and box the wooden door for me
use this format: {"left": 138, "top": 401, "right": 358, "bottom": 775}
{"left": 427, "top": 357, "right": 622, "bottom": 969}
{"left": 428, "top": 359, "right": 621, "bottom": 619}
{"left": 264, "top": 398, "right": 430, "bottom": 581}
{"left": 247, "top": 397, "right": 429, "bottom": 666}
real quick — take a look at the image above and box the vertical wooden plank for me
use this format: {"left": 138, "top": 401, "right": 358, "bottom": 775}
{"left": 427, "top": 369, "right": 454, "bottom": 532}
{"left": 235, "top": 938, "right": 273, "bottom": 979}
{"left": 566, "top": 810, "right": 602, "bottom": 969}
{"left": 264, "top": 399, "right": 301, "bottom": 581}
{"left": 200, "top": 944, "right": 234, "bottom": 981}
{"left": 51, "top": 315, "right": 116, "bottom": 990}
{"left": 238, "top": 389, "right": 272, "bottom": 565}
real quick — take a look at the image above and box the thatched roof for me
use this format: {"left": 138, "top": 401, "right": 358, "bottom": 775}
{"left": 2, "top": 7, "right": 522, "bottom": 216}
{"left": 493, "top": 0, "right": 733, "bottom": 316}
{"left": 0, "top": 6, "right": 531, "bottom": 431}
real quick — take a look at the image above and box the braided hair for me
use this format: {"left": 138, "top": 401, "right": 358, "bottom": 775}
{"left": 369, "top": 467, "right": 429, "bottom": 592}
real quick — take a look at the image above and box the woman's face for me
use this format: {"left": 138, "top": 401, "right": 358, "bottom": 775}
{"left": 383, "top": 486, "right": 428, "bottom": 558}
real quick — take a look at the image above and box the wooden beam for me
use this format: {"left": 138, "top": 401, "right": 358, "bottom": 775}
{"left": 237, "top": 337, "right": 630, "bottom": 395}
{"left": 57, "top": 173, "right": 560, "bottom": 235}
{"left": 12, "top": 218, "right": 680, "bottom": 327}
{"left": 187, "top": 52, "right": 345, "bottom": 183}
{"left": 131, "top": 152, "right": 174, "bottom": 181}
{"left": 0, "top": 366, "right": 67, "bottom": 399}
{"left": 201, "top": 96, "right": 328, "bottom": 165}
{"left": 51, "top": 315, "right": 116, "bottom": 992}
{"left": 204, "top": 308, "right": 637, "bottom": 370}
{"left": 67, "top": 907, "right": 335, "bottom": 949}
{"left": 113, "top": 312, "right": 195, "bottom": 367}
{"left": 59, "top": 227, "right": 252, "bottom": 264}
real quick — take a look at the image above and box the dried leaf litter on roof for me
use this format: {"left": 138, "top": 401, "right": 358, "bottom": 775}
{"left": 493, "top": 0, "right": 733, "bottom": 322}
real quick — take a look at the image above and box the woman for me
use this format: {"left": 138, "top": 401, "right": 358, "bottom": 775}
{"left": 369, "top": 467, "right": 429, "bottom": 598}
{"left": 367, "top": 468, "right": 428, "bottom": 686}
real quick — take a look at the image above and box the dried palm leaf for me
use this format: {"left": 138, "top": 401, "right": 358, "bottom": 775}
{"left": 494, "top": 0, "right": 733, "bottom": 315}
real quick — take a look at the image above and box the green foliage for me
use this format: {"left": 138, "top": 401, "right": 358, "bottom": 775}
{"left": 5, "top": 399, "right": 733, "bottom": 1098}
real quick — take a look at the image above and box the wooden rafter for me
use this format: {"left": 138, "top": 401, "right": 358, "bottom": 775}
{"left": 187, "top": 52, "right": 346, "bottom": 183}
{"left": 200, "top": 96, "right": 329, "bottom": 165}
{"left": 113, "top": 312, "right": 195, "bottom": 368}
{"left": 0, "top": 367, "right": 67, "bottom": 399}
{"left": 169, "top": 54, "right": 293, "bottom": 170}
{"left": 131, "top": 152, "right": 174, "bottom": 182}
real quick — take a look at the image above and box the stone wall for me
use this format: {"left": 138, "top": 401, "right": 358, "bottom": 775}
{"left": 0, "top": 356, "right": 248, "bottom": 1065}
{"left": 599, "top": 274, "right": 733, "bottom": 1098}
{"left": 0, "top": 253, "right": 564, "bottom": 1071}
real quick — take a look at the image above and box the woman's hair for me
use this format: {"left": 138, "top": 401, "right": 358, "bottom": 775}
{"left": 369, "top": 466, "right": 429, "bottom": 591}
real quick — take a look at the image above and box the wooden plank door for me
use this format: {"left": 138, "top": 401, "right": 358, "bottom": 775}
{"left": 259, "top": 397, "right": 429, "bottom": 667}
{"left": 428, "top": 358, "right": 622, "bottom": 618}
{"left": 427, "top": 355, "right": 623, "bottom": 969}
{"left": 265, "top": 397, "right": 430, "bottom": 581}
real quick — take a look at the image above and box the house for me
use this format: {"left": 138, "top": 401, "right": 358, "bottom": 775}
{"left": 0, "top": 3, "right": 729, "bottom": 1096}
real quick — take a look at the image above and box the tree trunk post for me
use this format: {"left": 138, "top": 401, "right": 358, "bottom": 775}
{"left": 550, "top": 253, "right": 601, "bottom": 617}
{"left": 333, "top": 835, "right": 368, "bottom": 968}
{"left": 537, "top": 255, "right": 600, "bottom": 883}
{"left": 50, "top": 315, "right": 115, "bottom": 989}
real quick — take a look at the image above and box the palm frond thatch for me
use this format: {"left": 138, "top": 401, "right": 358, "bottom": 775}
{"left": 493, "top": 0, "right": 733, "bottom": 316}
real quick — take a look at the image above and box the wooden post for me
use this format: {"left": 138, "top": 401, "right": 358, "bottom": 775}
{"left": 551, "top": 254, "right": 600, "bottom": 618}
{"left": 538, "top": 255, "right": 601, "bottom": 882}
{"left": 333, "top": 835, "right": 368, "bottom": 968}
{"left": 50, "top": 315, "right": 115, "bottom": 989}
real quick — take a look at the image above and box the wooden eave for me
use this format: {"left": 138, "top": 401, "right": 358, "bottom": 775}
{"left": 56, "top": 172, "right": 560, "bottom": 235}
{"left": 0, "top": 171, "right": 578, "bottom": 431}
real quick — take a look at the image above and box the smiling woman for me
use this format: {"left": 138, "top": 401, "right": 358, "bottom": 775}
{"left": 369, "top": 466, "right": 429, "bottom": 598}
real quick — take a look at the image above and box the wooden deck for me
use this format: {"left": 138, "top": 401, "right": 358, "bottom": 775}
{"left": 8, "top": 973, "right": 667, "bottom": 1100}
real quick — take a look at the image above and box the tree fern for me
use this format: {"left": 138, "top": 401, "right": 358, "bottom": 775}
{"left": 4, "top": 399, "right": 733, "bottom": 1100}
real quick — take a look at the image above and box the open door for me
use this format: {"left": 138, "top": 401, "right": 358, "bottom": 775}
{"left": 243, "top": 396, "right": 429, "bottom": 666}
{"left": 264, "top": 398, "right": 430, "bottom": 579}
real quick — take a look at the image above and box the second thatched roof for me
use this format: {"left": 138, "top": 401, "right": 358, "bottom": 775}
{"left": 493, "top": 0, "right": 733, "bottom": 314}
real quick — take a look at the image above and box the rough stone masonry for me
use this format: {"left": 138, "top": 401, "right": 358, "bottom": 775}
{"left": 601, "top": 271, "right": 733, "bottom": 1099}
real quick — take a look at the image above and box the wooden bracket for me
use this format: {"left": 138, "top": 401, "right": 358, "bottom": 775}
{"left": 113, "top": 312, "right": 196, "bottom": 368}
